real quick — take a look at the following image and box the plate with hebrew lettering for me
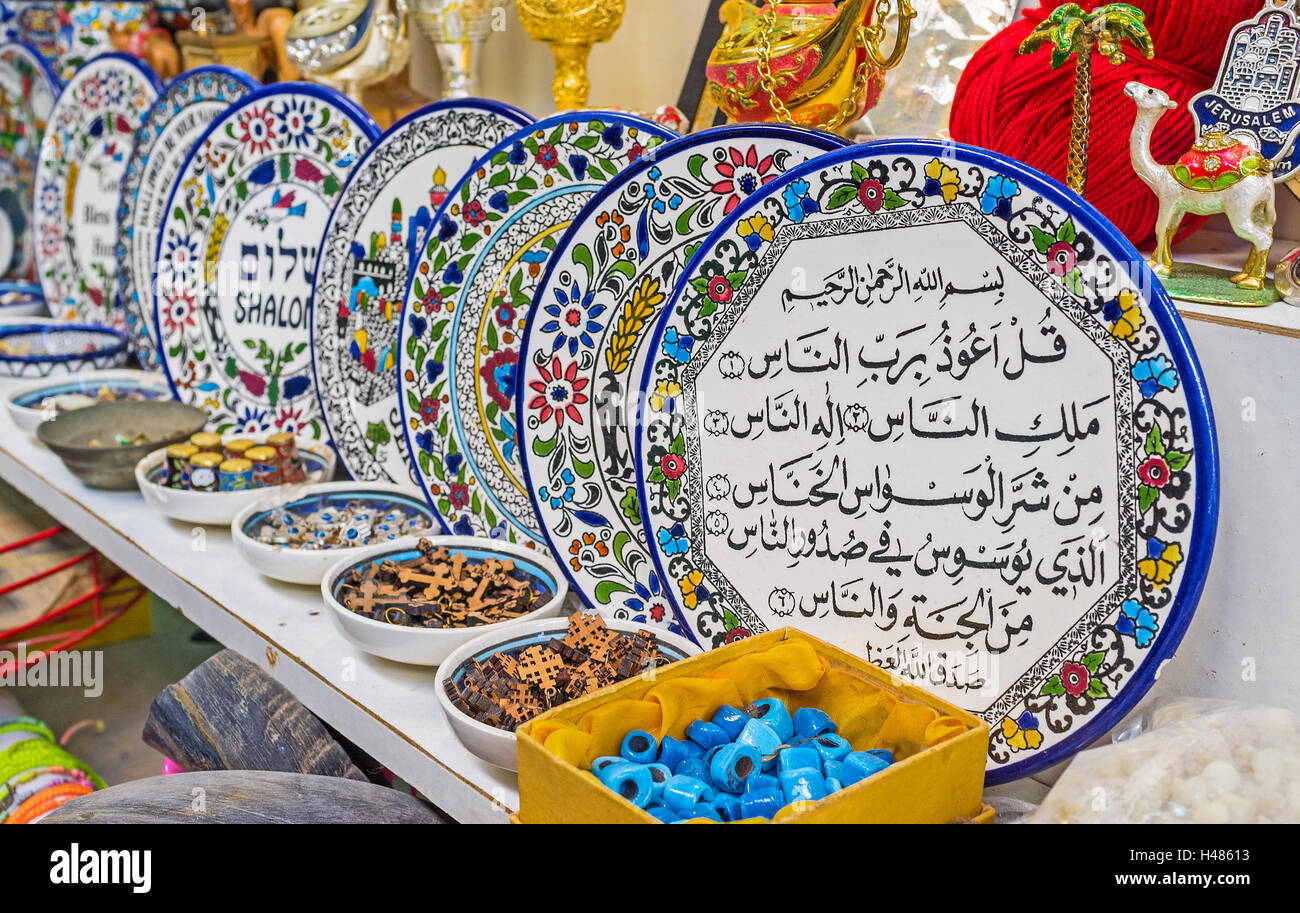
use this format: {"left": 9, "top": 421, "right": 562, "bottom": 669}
{"left": 154, "top": 82, "right": 378, "bottom": 439}
{"left": 33, "top": 52, "right": 160, "bottom": 324}
{"left": 397, "top": 112, "right": 675, "bottom": 546}
{"left": 517, "top": 125, "right": 845, "bottom": 632}
{"left": 635, "top": 140, "right": 1219, "bottom": 782}
{"left": 0, "top": 41, "right": 59, "bottom": 284}
{"left": 116, "top": 65, "right": 259, "bottom": 370}
{"left": 312, "top": 99, "right": 533, "bottom": 490}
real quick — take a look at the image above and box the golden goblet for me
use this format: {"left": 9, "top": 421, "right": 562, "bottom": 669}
{"left": 515, "top": 0, "right": 625, "bottom": 111}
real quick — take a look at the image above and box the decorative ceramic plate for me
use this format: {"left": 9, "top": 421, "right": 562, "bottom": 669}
{"left": 312, "top": 99, "right": 533, "bottom": 490}
{"left": 154, "top": 82, "right": 379, "bottom": 440}
{"left": 397, "top": 112, "right": 676, "bottom": 546}
{"left": 116, "top": 65, "right": 259, "bottom": 370}
{"left": 33, "top": 52, "right": 160, "bottom": 324}
{"left": 0, "top": 318, "right": 129, "bottom": 377}
{"left": 0, "top": 41, "right": 59, "bottom": 283}
{"left": 517, "top": 125, "right": 845, "bottom": 632}
{"left": 635, "top": 140, "right": 1219, "bottom": 782}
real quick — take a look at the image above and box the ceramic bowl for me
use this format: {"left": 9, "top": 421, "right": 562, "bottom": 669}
{"left": 135, "top": 436, "right": 337, "bottom": 525}
{"left": 6, "top": 369, "right": 172, "bottom": 434}
{"left": 0, "top": 319, "right": 130, "bottom": 378}
{"left": 434, "top": 615, "right": 701, "bottom": 770}
{"left": 231, "top": 482, "right": 440, "bottom": 585}
{"left": 320, "top": 535, "right": 568, "bottom": 667}
{"left": 35, "top": 400, "right": 210, "bottom": 490}
{"left": 0, "top": 283, "right": 47, "bottom": 318}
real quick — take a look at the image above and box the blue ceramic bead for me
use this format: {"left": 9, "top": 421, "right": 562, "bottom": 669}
{"left": 596, "top": 761, "right": 654, "bottom": 807}
{"left": 779, "top": 768, "right": 827, "bottom": 804}
{"left": 825, "top": 776, "right": 843, "bottom": 794}
{"left": 777, "top": 745, "right": 822, "bottom": 774}
{"left": 687, "top": 719, "right": 729, "bottom": 750}
{"left": 809, "top": 733, "right": 852, "bottom": 764}
{"left": 620, "top": 729, "right": 658, "bottom": 764}
{"left": 657, "top": 735, "right": 703, "bottom": 771}
{"left": 711, "top": 704, "right": 748, "bottom": 740}
{"left": 674, "top": 756, "right": 710, "bottom": 782}
{"left": 841, "top": 750, "right": 892, "bottom": 787}
{"left": 663, "top": 775, "right": 715, "bottom": 815}
{"left": 736, "top": 717, "right": 782, "bottom": 757}
{"left": 746, "top": 698, "right": 794, "bottom": 742}
{"left": 646, "top": 763, "right": 672, "bottom": 803}
{"left": 711, "top": 792, "right": 743, "bottom": 822}
{"left": 740, "top": 788, "right": 784, "bottom": 820}
{"left": 591, "top": 755, "right": 623, "bottom": 773}
{"left": 645, "top": 803, "right": 679, "bottom": 823}
{"left": 745, "top": 772, "right": 780, "bottom": 795}
{"left": 675, "top": 804, "right": 722, "bottom": 823}
{"left": 702, "top": 744, "right": 725, "bottom": 769}
{"left": 823, "top": 759, "right": 842, "bottom": 781}
{"left": 793, "top": 706, "right": 837, "bottom": 739}
{"left": 710, "top": 742, "right": 762, "bottom": 793}
{"left": 866, "top": 748, "right": 895, "bottom": 764}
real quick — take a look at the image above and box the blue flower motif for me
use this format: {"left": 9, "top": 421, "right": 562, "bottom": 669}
{"left": 425, "top": 359, "right": 444, "bottom": 384}
{"left": 538, "top": 468, "right": 576, "bottom": 509}
{"left": 407, "top": 312, "right": 427, "bottom": 338}
{"left": 1102, "top": 299, "right": 1122, "bottom": 323}
{"left": 1146, "top": 537, "right": 1167, "bottom": 560}
{"left": 283, "top": 376, "right": 311, "bottom": 398}
{"left": 542, "top": 282, "right": 606, "bottom": 356}
{"left": 453, "top": 515, "right": 474, "bottom": 536}
{"left": 438, "top": 217, "right": 457, "bottom": 241}
{"left": 415, "top": 429, "right": 434, "bottom": 454}
{"left": 488, "top": 190, "right": 509, "bottom": 212}
{"left": 602, "top": 124, "right": 623, "bottom": 148}
{"left": 979, "top": 175, "right": 1019, "bottom": 219}
{"left": 445, "top": 452, "right": 464, "bottom": 475}
{"left": 569, "top": 154, "right": 589, "bottom": 180}
{"left": 1014, "top": 711, "right": 1039, "bottom": 732}
{"left": 1132, "top": 354, "right": 1178, "bottom": 398}
{"left": 444, "top": 262, "right": 463, "bottom": 284}
{"left": 499, "top": 414, "right": 517, "bottom": 463}
{"left": 247, "top": 159, "right": 276, "bottom": 185}
{"left": 1117, "top": 598, "right": 1159, "bottom": 648}
{"left": 782, "top": 179, "right": 819, "bottom": 223}
{"left": 662, "top": 327, "right": 694, "bottom": 363}
{"left": 657, "top": 523, "right": 690, "bottom": 555}
{"left": 489, "top": 521, "right": 509, "bottom": 540}
{"left": 508, "top": 141, "right": 527, "bottom": 165}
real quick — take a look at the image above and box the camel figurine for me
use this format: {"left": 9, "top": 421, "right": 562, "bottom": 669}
{"left": 1125, "top": 80, "right": 1277, "bottom": 290}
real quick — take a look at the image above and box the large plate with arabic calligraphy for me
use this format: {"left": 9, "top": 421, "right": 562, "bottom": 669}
{"left": 312, "top": 98, "right": 533, "bottom": 489}
{"left": 34, "top": 52, "right": 160, "bottom": 324}
{"left": 0, "top": 41, "right": 59, "bottom": 284}
{"left": 116, "top": 65, "right": 258, "bottom": 370}
{"left": 397, "top": 112, "right": 675, "bottom": 545}
{"left": 635, "top": 140, "right": 1219, "bottom": 782}
{"left": 154, "top": 83, "right": 378, "bottom": 439}
{"left": 518, "top": 125, "right": 844, "bottom": 632}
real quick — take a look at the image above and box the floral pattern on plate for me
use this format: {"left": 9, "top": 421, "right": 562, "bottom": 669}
{"left": 313, "top": 99, "right": 532, "bottom": 489}
{"left": 154, "top": 84, "right": 377, "bottom": 439}
{"left": 518, "top": 125, "right": 844, "bottom": 632}
{"left": 397, "top": 112, "right": 674, "bottom": 547}
{"left": 0, "top": 42, "right": 59, "bottom": 283}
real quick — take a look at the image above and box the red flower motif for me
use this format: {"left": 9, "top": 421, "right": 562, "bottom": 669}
{"left": 1137, "top": 455, "right": 1170, "bottom": 488}
{"left": 1046, "top": 241, "right": 1079, "bottom": 276}
{"left": 536, "top": 143, "right": 559, "bottom": 169}
{"left": 724, "top": 627, "right": 752, "bottom": 644}
{"left": 463, "top": 200, "right": 487, "bottom": 226}
{"left": 858, "top": 178, "right": 885, "bottom": 213}
{"left": 448, "top": 482, "right": 470, "bottom": 508}
{"left": 420, "top": 396, "right": 440, "bottom": 425}
{"left": 710, "top": 145, "right": 776, "bottom": 213}
{"left": 527, "top": 357, "right": 589, "bottom": 428}
{"left": 660, "top": 452, "right": 686, "bottom": 480}
{"left": 707, "top": 275, "right": 733, "bottom": 304}
{"left": 1061, "top": 661, "right": 1090, "bottom": 697}
{"left": 294, "top": 158, "right": 324, "bottom": 183}
{"left": 629, "top": 142, "right": 645, "bottom": 162}
{"left": 239, "top": 371, "right": 267, "bottom": 397}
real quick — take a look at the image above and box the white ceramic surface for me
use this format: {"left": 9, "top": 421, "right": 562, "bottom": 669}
{"left": 135, "top": 436, "right": 337, "bottom": 525}
{"left": 231, "top": 481, "right": 439, "bottom": 585}
{"left": 434, "top": 614, "right": 701, "bottom": 770}
{"left": 5, "top": 369, "right": 170, "bottom": 433}
{"left": 320, "top": 534, "right": 568, "bottom": 666}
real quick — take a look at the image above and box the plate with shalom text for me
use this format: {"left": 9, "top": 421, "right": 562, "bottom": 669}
{"left": 116, "top": 65, "right": 259, "bottom": 370}
{"left": 34, "top": 53, "right": 160, "bottom": 324}
{"left": 397, "top": 112, "right": 675, "bottom": 545}
{"left": 313, "top": 98, "right": 533, "bottom": 490}
{"left": 0, "top": 41, "right": 59, "bottom": 283}
{"left": 518, "top": 125, "right": 845, "bottom": 633}
{"left": 636, "top": 140, "right": 1219, "bottom": 782}
{"left": 154, "top": 83, "right": 378, "bottom": 439}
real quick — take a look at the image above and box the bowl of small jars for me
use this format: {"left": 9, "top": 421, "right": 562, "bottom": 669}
{"left": 135, "top": 431, "right": 337, "bottom": 525}
{"left": 232, "top": 482, "right": 440, "bottom": 585}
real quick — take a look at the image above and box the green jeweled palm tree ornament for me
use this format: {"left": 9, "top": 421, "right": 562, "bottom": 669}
{"left": 1019, "top": 3, "right": 1154, "bottom": 196}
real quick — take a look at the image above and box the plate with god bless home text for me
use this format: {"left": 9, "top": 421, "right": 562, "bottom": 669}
{"left": 154, "top": 82, "right": 378, "bottom": 438}
{"left": 635, "top": 140, "right": 1219, "bottom": 782}
{"left": 33, "top": 52, "right": 160, "bottom": 324}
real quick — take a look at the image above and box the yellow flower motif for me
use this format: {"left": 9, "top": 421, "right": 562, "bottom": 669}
{"left": 679, "top": 570, "right": 706, "bottom": 609}
{"left": 924, "top": 158, "right": 961, "bottom": 203}
{"left": 1138, "top": 541, "right": 1183, "bottom": 587}
{"left": 1000, "top": 716, "right": 1043, "bottom": 752}
{"left": 332, "top": 120, "right": 352, "bottom": 150}
{"left": 737, "top": 213, "right": 774, "bottom": 246}
{"left": 649, "top": 380, "right": 681, "bottom": 412}
{"left": 1108, "top": 288, "right": 1145, "bottom": 341}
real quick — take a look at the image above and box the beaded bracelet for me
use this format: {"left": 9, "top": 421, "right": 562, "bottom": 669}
{"left": 5, "top": 781, "right": 95, "bottom": 824}
{"left": 0, "top": 718, "right": 57, "bottom": 743}
{"left": 0, "top": 739, "right": 105, "bottom": 798}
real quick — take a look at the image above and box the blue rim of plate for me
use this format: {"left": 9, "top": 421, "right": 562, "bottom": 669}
{"left": 394, "top": 109, "right": 678, "bottom": 540}
{"left": 239, "top": 486, "right": 439, "bottom": 539}
{"left": 308, "top": 96, "right": 534, "bottom": 481}
{"left": 0, "top": 322, "right": 129, "bottom": 362}
{"left": 12, "top": 375, "right": 171, "bottom": 408}
{"left": 117, "top": 64, "right": 260, "bottom": 367}
{"left": 144, "top": 446, "right": 333, "bottom": 486}
{"left": 516, "top": 122, "right": 847, "bottom": 617}
{"left": 327, "top": 542, "right": 559, "bottom": 605}
{"left": 634, "top": 138, "right": 1221, "bottom": 786}
{"left": 152, "top": 81, "right": 382, "bottom": 406}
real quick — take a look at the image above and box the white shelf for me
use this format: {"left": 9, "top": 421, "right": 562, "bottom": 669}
{"left": 0, "top": 383, "right": 516, "bottom": 823}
